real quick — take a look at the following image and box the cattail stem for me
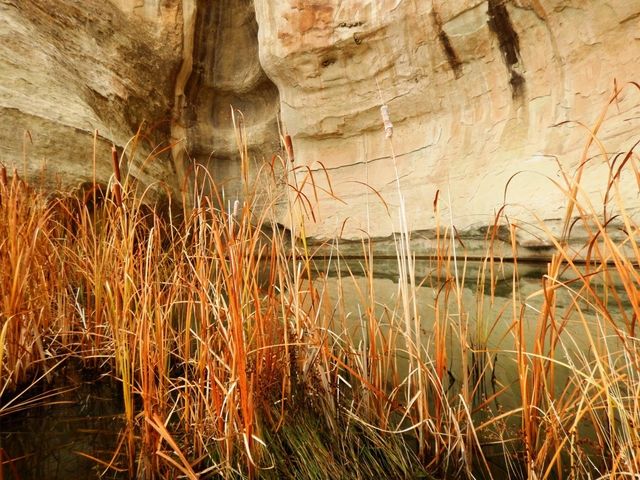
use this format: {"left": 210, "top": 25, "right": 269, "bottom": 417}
{"left": 284, "top": 134, "right": 295, "bottom": 163}
{"left": 0, "top": 165, "right": 6, "bottom": 208}
{"left": 111, "top": 145, "right": 122, "bottom": 207}
{"left": 380, "top": 105, "right": 393, "bottom": 139}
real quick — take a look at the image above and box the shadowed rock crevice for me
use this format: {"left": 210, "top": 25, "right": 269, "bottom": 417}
{"left": 1, "top": 0, "right": 281, "bottom": 204}
{"left": 181, "top": 0, "right": 280, "bottom": 167}
{"left": 487, "top": 0, "right": 525, "bottom": 99}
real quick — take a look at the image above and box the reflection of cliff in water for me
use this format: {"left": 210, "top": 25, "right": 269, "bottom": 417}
{"left": 319, "top": 257, "right": 633, "bottom": 309}
{"left": 316, "top": 258, "right": 630, "bottom": 417}
{"left": 0, "top": 258, "right": 632, "bottom": 478}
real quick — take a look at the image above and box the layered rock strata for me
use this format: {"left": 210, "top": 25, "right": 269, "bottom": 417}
{"left": 1, "top": 1, "right": 639, "bottom": 255}
{"left": 254, "top": 0, "right": 640, "bottom": 251}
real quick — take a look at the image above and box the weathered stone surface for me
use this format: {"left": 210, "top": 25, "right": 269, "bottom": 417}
{"left": 1, "top": 0, "right": 639, "bottom": 255}
{"left": 0, "top": 0, "right": 184, "bottom": 198}
{"left": 171, "top": 0, "right": 282, "bottom": 203}
{"left": 0, "top": 0, "right": 281, "bottom": 204}
{"left": 254, "top": 0, "right": 640, "bottom": 249}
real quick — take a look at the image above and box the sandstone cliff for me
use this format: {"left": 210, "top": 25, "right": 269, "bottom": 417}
{"left": 255, "top": 0, "right": 640, "bottom": 250}
{"left": 0, "top": 0, "right": 280, "bottom": 204}
{"left": 1, "top": 0, "right": 639, "bottom": 252}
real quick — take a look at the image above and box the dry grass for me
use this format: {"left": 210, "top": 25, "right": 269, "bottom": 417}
{"left": 0, "top": 85, "right": 639, "bottom": 479}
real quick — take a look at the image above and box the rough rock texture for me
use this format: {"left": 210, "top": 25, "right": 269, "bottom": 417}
{"left": 1, "top": 1, "right": 639, "bottom": 253}
{"left": 0, "top": 0, "right": 280, "bottom": 203}
{"left": 254, "top": 0, "right": 640, "bottom": 249}
{"left": 0, "top": 0, "right": 184, "bottom": 198}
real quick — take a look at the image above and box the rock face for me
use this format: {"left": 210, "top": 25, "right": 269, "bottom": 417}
{"left": 254, "top": 0, "right": 640, "bottom": 249}
{"left": 0, "top": 0, "right": 280, "bottom": 204}
{"left": 1, "top": 1, "right": 639, "bottom": 251}
{"left": 171, "top": 0, "right": 281, "bottom": 201}
{"left": 0, "top": 0, "right": 184, "bottom": 198}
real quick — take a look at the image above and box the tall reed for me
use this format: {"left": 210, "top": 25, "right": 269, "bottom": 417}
{"left": 0, "top": 166, "right": 70, "bottom": 394}
{"left": 1, "top": 83, "right": 639, "bottom": 479}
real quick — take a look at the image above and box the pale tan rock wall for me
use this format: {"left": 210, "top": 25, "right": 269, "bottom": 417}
{"left": 1, "top": 1, "right": 638, "bottom": 251}
{"left": 0, "top": 0, "right": 185, "bottom": 197}
{"left": 0, "top": 0, "right": 281, "bottom": 204}
{"left": 254, "top": 0, "right": 640, "bottom": 248}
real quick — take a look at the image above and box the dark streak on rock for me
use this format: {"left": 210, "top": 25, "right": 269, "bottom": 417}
{"left": 509, "top": 71, "right": 525, "bottom": 98}
{"left": 184, "top": 0, "right": 216, "bottom": 114}
{"left": 487, "top": 0, "right": 525, "bottom": 99}
{"left": 431, "top": 9, "right": 462, "bottom": 79}
{"left": 438, "top": 31, "right": 463, "bottom": 78}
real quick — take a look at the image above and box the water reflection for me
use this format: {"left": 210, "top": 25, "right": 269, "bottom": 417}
{"left": 0, "top": 368, "right": 126, "bottom": 480}
{"left": 316, "top": 257, "right": 629, "bottom": 421}
{"left": 0, "top": 257, "right": 631, "bottom": 478}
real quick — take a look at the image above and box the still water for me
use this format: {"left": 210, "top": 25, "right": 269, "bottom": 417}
{"left": 0, "top": 367, "right": 126, "bottom": 480}
{"left": 0, "top": 259, "right": 629, "bottom": 478}
{"left": 319, "top": 257, "right": 630, "bottom": 423}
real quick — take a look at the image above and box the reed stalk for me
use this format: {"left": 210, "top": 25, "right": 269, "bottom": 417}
{"left": 1, "top": 87, "right": 639, "bottom": 479}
